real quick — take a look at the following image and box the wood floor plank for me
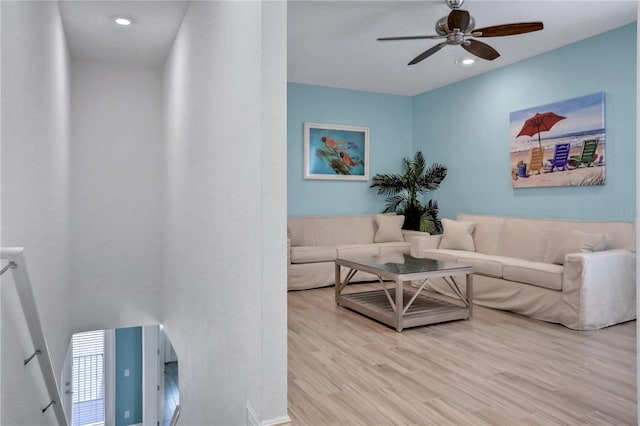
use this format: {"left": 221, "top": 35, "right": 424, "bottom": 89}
{"left": 288, "top": 284, "right": 637, "bottom": 425}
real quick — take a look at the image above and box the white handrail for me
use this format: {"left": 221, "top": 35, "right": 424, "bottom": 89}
{"left": 1, "top": 247, "right": 67, "bottom": 425}
{"left": 170, "top": 404, "right": 181, "bottom": 426}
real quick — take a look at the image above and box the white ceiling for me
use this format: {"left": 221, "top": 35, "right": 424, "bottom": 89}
{"left": 58, "top": 1, "right": 189, "bottom": 66}
{"left": 288, "top": 0, "right": 638, "bottom": 95}
{"left": 58, "top": 1, "right": 637, "bottom": 95}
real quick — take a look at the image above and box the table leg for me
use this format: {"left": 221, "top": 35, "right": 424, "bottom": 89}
{"left": 395, "top": 278, "right": 403, "bottom": 332}
{"left": 466, "top": 272, "right": 473, "bottom": 318}
{"left": 335, "top": 263, "right": 341, "bottom": 304}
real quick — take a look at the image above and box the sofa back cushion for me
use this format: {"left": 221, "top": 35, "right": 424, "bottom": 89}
{"left": 542, "top": 220, "right": 634, "bottom": 263}
{"left": 456, "top": 214, "right": 635, "bottom": 263}
{"left": 288, "top": 215, "right": 381, "bottom": 246}
{"left": 457, "top": 214, "right": 504, "bottom": 255}
{"left": 550, "top": 230, "right": 610, "bottom": 265}
{"left": 498, "top": 217, "right": 552, "bottom": 262}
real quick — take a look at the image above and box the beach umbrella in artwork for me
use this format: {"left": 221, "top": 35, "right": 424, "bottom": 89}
{"left": 517, "top": 111, "right": 566, "bottom": 150}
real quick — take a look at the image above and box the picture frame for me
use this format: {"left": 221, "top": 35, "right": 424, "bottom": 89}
{"left": 510, "top": 92, "right": 605, "bottom": 188}
{"left": 304, "top": 122, "right": 369, "bottom": 180}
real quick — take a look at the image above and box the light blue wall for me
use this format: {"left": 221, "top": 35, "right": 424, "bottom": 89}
{"left": 412, "top": 23, "right": 637, "bottom": 221}
{"left": 288, "top": 83, "right": 413, "bottom": 215}
{"left": 115, "top": 327, "right": 142, "bottom": 426}
{"left": 288, "top": 25, "right": 636, "bottom": 221}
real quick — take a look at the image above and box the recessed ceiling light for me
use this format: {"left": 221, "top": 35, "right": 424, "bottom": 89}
{"left": 454, "top": 57, "right": 475, "bottom": 66}
{"left": 114, "top": 17, "right": 133, "bottom": 26}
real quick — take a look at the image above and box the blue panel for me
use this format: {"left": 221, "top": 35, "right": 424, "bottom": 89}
{"left": 412, "top": 24, "right": 636, "bottom": 221}
{"left": 115, "top": 327, "right": 142, "bottom": 426}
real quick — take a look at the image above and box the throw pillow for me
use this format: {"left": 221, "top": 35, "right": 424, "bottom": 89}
{"left": 439, "top": 219, "right": 476, "bottom": 251}
{"left": 374, "top": 214, "right": 405, "bottom": 243}
{"left": 552, "top": 230, "right": 609, "bottom": 265}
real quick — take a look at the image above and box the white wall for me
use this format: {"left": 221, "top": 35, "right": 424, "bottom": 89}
{"left": 163, "top": 2, "right": 288, "bottom": 424}
{"left": 0, "top": 1, "right": 72, "bottom": 423}
{"left": 1, "top": 2, "right": 288, "bottom": 424}
{"left": 259, "top": 2, "right": 288, "bottom": 423}
{"left": 70, "top": 59, "right": 163, "bottom": 332}
{"left": 636, "top": 7, "right": 639, "bottom": 425}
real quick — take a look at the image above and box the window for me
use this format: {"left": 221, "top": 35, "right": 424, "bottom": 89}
{"left": 72, "top": 330, "right": 105, "bottom": 426}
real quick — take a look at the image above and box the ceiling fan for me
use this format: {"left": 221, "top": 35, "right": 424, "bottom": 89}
{"left": 378, "top": 0, "right": 543, "bottom": 65}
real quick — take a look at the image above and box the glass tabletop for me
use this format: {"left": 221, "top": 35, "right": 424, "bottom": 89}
{"left": 336, "top": 253, "right": 468, "bottom": 275}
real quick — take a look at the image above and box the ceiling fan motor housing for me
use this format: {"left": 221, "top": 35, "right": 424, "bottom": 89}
{"left": 445, "top": 0, "right": 465, "bottom": 9}
{"left": 436, "top": 15, "right": 475, "bottom": 36}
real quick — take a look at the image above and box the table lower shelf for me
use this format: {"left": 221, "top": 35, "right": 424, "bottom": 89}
{"left": 337, "top": 288, "right": 470, "bottom": 331}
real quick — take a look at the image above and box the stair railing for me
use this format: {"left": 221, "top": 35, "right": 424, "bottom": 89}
{"left": 170, "top": 404, "right": 181, "bottom": 426}
{"left": 1, "top": 247, "right": 68, "bottom": 425}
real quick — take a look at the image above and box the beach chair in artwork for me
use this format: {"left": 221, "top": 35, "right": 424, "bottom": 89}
{"left": 546, "top": 143, "right": 571, "bottom": 172}
{"left": 528, "top": 147, "right": 544, "bottom": 175}
{"left": 569, "top": 139, "right": 599, "bottom": 168}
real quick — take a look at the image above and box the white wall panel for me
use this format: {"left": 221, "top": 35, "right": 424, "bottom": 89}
{"left": 70, "top": 59, "right": 163, "bottom": 331}
{"left": 163, "top": 2, "right": 288, "bottom": 424}
{"left": 1, "top": 1, "right": 72, "bottom": 423}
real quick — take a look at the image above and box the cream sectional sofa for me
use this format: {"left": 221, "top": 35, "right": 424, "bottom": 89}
{"left": 287, "top": 214, "right": 428, "bottom": 290}
{"left": 412, "top": 214, "right": 636, "bottom": 330}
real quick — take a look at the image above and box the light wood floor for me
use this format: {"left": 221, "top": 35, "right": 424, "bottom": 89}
{"left": 288, "top": 284, "right": 637, "bottom": 425}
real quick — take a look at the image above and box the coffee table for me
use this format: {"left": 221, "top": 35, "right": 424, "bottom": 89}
{"left": 335, "top": 253, "right": 473, "bottom": 332}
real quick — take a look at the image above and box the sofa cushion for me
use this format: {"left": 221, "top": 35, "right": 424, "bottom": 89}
{"left": 290, "top": 246, "right": 337, "bottom": 263}
{"left": 314, "top": 217, "right": 359, "bottom": 246}
{"left": 439, "top": 219, "right": 476, "bottom": 251}
{"left": 551, "top": 230, "right": 609, "bottom": 265}
{"left": 374, "top": 214, "right": 405, "bottom": 243}
{"left": 502, "top": 259, "right": 564, "bottom": 291}
{"left": 417, "top": 249, "right": 460, "bottom": 263}
{"left": 336, "top": 245, "right": 380, "bottom": 259}
{"left": 378, "top": 242, "right": 411, "bottom": 256}
{"left": 375, "top": 251, "right": 407, "bottom": 264}
{"left": 496, "top": 218, "right": 551, "bottom": 262}
{"left": 454, "top": 252, "right": 511, "bottom": 278}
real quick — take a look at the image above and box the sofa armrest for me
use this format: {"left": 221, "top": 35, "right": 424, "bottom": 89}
{"left": 562, "top": 249, "right": 636, "bottom": 330}
{"left": 410, "top": 235, "right": 442, "bottom": 257}
{"left": 287, "top": 235, "right": 292, "bottom": 265}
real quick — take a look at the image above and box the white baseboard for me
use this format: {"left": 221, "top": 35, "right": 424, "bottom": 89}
{"left": 247, "top": 402, "right": 291, "bottom": 426}
{"left": 246, "top": 402, "right": 260, "bottom": 426}
{"left": 261, "top": 415, "right": 291, "bottom": 426}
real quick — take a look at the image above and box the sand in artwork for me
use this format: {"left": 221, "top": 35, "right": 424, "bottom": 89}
{"left": 510, "top": 143, "right": 605, "bottom": 188}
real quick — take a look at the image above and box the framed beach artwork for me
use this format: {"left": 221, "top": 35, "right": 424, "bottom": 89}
{"left": 510, "top": 92, "right": 605, "bottom": 188}
{"left": 304, "top": 122, "right": 369, "bottom": 180}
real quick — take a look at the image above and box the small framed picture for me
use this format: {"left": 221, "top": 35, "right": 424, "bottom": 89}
{"left": 304, "top": 122, "right": 369, "bottom": 181}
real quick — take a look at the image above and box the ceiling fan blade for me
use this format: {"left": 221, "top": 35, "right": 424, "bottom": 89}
{"left": 462, "top": 39, "right": 500, "bottom": 60}
{"left": 448, "top": 9, "right": 470, "bottom": 32}
{"left": 377, "top": 35, "right": 444, "bottom": 41}
{"left": 473, "top": 22, "right": 543, "bottom": 37}
{"left": 408, "top": 42, "right": 447, "bottom": 65}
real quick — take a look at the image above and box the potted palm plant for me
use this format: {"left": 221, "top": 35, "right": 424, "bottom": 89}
{"left": 370, "top": 151, "right": 447, "bottom": 234}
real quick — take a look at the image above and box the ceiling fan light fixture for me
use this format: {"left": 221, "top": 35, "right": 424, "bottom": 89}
{"left": 455, "top": 57, "right": 475, "bottom": 66}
